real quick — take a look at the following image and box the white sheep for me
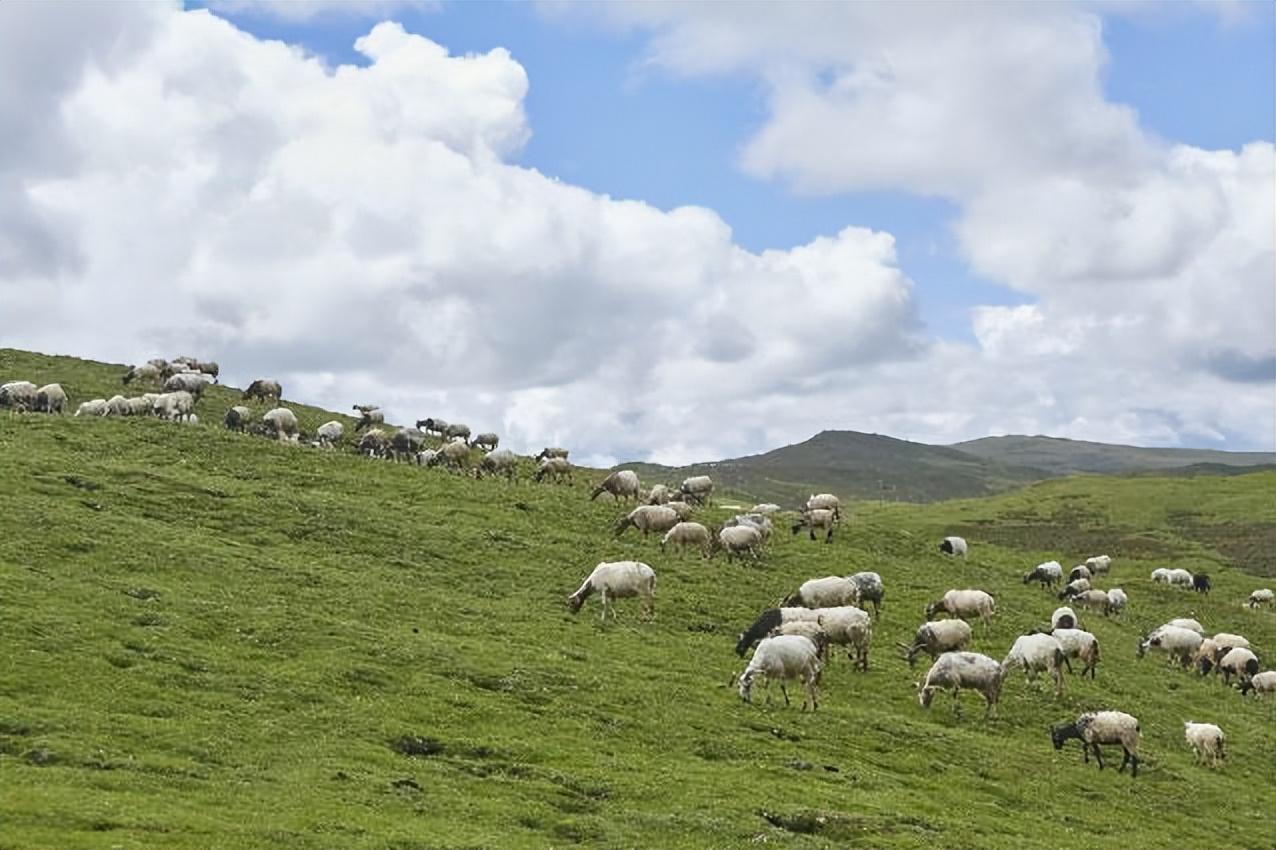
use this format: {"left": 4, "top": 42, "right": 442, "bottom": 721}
{"left": 1068, "top": 565, "right": 1093, "bottom": 584}
{"left": 660, "top": 522, "right": 712, "bottom": 558}
{"left": 1024, "top": 561, "right": 1065, "bottom": 589}
{"left": 1061, "top": 577, "right": 1092, "bottom": 598}
{"left": 783, "top": 576, "right": 859, "bottom": 609}
{"left": 0, "top": 381, "right": 37, "bottom": 412}
{"left": 566, "top": 560, "right": 655, "bottom": 622}
{"left": 815, "top": 606, "right": 873, "bottom": 670}
{"left": 1137, "top": 625, "right": 1203, "bottom": 668}
{"left": 35, "top": 384, "right": 68, "bottom": 414}
{"left": 1247, "top": 589, "right": 1275, "bottom": 609}
{"left": 664, "top": 501, "right": 695, "bottom": 521}
{"left": 1051, "top": 606, "right": 1079, "bottom": 630}
{"left": 1217, "top": 647, "right": 1260, "bottom": 686}
{"left": 122, "top": 363, "right": 161, "bottom": 385}
{"left": 1085, "top": 555, "right": 1112, "bottom": 574}
{"left": 939, "top": 536, "right": 968, "bottom": 557}
{"left": 715, "top": 524, "right": 763, "bottom": 562}
{"left": 535, "top": 446, "right": 569, "bottom": 461}
{"left": 591, "top": 470, "right": 640, "bottom": 502}
{"left": 223, "top": 405, "right": 251, "bottom": 432}
{"left": 316, "top": 420, "right": 344, "bottom": 448}
{"left": 75, "top": 399, "right": 109, "bottom": 417}
{"left": 1183, "top": 722, "right": 1226, "bottom": 767}
{"left": 1002, "top": 632, "right": 1066, "bottom": 697}
{"left": 791, "top": 508, "right": 838, "bottom": 543}
{"left": 750, "top": 503, "right": 781, "bottom": 515}
{"left": 926, "top": 589, "right": 996, "bottom": 629}
{"left": 805, "top": 493, "right": 841, "bottom": 519}
{"left": 106, "top": 395, "right": 131, "bottom": 417}
{"left": 152, "top": 391, "right": 195, "bottom": 422}
{"left": 613, "top": 505, "right": 680, "bottom": 538}
{"left": 726, "top": 513, "right": 774, "bottom": 545}
{"left": 917, "top": 652, "right": 1004, "bottom": 718}
{"left": 432, "top": 439, "right": 471, "bottom": 472}
{"left": 1166, "top": 618, "right": 1205, "bottom": 634}
{"left": 472, "top": 432, "right": 499, "bottom": 452}
{"left": 1052, "top": 628, "right": 1101, "bottom": 679}
{"left": 533, "top": 456, "right": 572, "bottom": 484}
{"left": 1051, "top": 711, "right": 1141, "bottom": 777}
{"left": 1106, "top": 588, "right": 1128, "bottom": 616}
{"left": 1167, "top": 568, "right": 1195, "bottom": 589}
{"left": 261, "top": 407, "right": 300, "bottom": 442}
{"left": 679, "top": 475, "right": 714, "bottom": 506}
{"left": 766, "top": 621, "right": 829, "bottom": 660}
{"left": 1239, "top": 670, "right": 1276, "bottom": 698}
{"left": 163, "top": 372, "right": 207, "bottom": 399}
{"left": 737, "top": 635, "right": 822, "bottom": 710}
{"left": 899, "top": 620, "right": 972, "bottom": 668}
{"left": 1068, "top": 589, "right": 1111, "bottom": 615}
{"left": 1151, "top": 568, "right": 1171, "bottom": 584}
{"left": 644, "top": 484, "right": 673, "bottom": 505}
{"left": 477, "top": 448, "right": 517, "bottom": 482}
{"left": 357, "top": 428, "right": 388, "bottom": 458}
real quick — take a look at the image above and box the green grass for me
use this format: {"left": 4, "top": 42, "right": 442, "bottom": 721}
{"left": 2, "top": 350, "right": 1275, "bottom": 849}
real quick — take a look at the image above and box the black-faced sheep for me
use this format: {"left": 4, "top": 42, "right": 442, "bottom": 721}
{"left": 1239, "top": 670, "right": 1276, "bottom": 697}
{"left": 535, "top": 447, "right": 569, "bottom": 462}
{"left": 1193, "top": 574, "right": 1212, "bottom": 594}
{"left": 566, "top": 560, "right": 655, "bottom": 622}
{"left": 848, "top": 571, "right": 885, "bottom": 618}
{"left": 1248, "top": 589, "right": 1275, "bottom": 609}
{"left": 939, "top": 536, "right": 968, "bottom": 557}
{"left": 472, "top": 432, "right": 499, "bottom": 452}
{"left": 389, "top": 427, "right": 426, "bottom": 461}
{"left": 1024, "top": 561, "right": 1064, "bottom": 589}
{"left": 899, "top": 620, "right": 972, "bottom": 668}
{"left": 35, "top": 384, "right": 68, "bottom": 414}
{"left": 357, "top": 428, "right": 389, "bottom": 458}
{"left": 415, "top": 417, "right": 448, "bottom": 437}
{"left": 444, "top": 422, "right": 471, "bottom": 443}
{"left": 1217, "top": 647, "right": 1260, "bottom": 686}
{"left": 1051, "top": 711, "right": 1140, "bottom": 777}
{"left": 224, "top": 405, "right": 251, "bottom": 432}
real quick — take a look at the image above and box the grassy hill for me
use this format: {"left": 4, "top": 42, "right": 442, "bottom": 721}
{"left": 622, "top": 430, "right": 1052, "bottom": 507}
{"left": 2, "top": 351, "right": 1276, "bottom": 849}
{"left": 952, "top": 435, "right": 1276, "bottom": 476}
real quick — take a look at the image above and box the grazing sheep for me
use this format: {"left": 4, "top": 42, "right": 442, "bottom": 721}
{"left": 737, "top": 635, "right": 822, "bottom": 710}
{"left": 535, "top": 447, "right": 569, "bottom": 462}
{"left": 1137, "top": 625, "right": 1203, "bottom": 668}
{"left": 415, "top": 449, "right": 437, "bottom": 467}
{"left": 192, "top": 360, "right": 219, "bottom": 382}
{"left": 243, "top": 379, "right": 282, "bottom": 402}
{"left": 389, "top": 427, "right": 426, "bottom": 462}
{"left": 664, "top": 501, "right": 695, "bottom": 521}
{"left": 783, "top": 576, "right": 859, "bottom": 610}
{"left": 1151, "top": 568, "right": 1172, "bottom": 584}
{"left": 0, "top": 380, "right": 37, "bottom": 412}
{"left": 1085, "top": 555, "right": 1112, "bottom": 574}
{"left": 1166, "top": 618, "right": 1204, "bottom": 634}
{"left": 926, "top": 589, "right": 996, "bottom": 629}
{"left": 751, "top": 503, "right": 782, "bottom": 515}
{"left": 714, "top": 524, "right": 763, "bottom": 563}
{"left": 415, "top": 417, "right": 447, "bottom": 437}
{"left": 591, "top": 470, "right": 641, "bottom": 502}
{"left": 1068, "top": 565, "right": 1093, "bottom": 584}
{"left": 106, "top": 395, "right": 131, "bottom": 417}
{"left": 1002, "top": 632, "right": 1067, "bottom": 697}
{"left": 805, "top": 493, "right": 841, "bottom": 519}
{"left": 1106, "top": 588, "right": 1128, "bottom": 616}
{"left": 152, "top": 391, "right": 195, "bottom": 422}
{"left": 533, "top": 456, "right": 572, "bottom": 484}
{"left": 224, "top": 405, "right": 252, "bottom": 432}
{"left": 1060, "top": 578, "right": 1092, "bottom": 598}
{"left": 767, "top": 621, "right": 830, "bottom": 661}
{"left": 848, "top": 571, "right": 885, "bottom": 618}
{"left": 75, "top": 399, "right": 108, "bottom": 417}
{"left": 472, "top": 432, "right": 499, "bottom": 452}
{"left": 1052, "top": 606, "right": 1079, "bottom": 630}
{"left": 35, "top": 384, "right": 68, "bottom": 414}
{"left": 566, "top": 560, "right": 655, "bottom": 622}
{"left": 1238, "top": 670, "right": 1276, "bottom": 697}
{"left": 1052, "top": 628, "right": 1101, "bottom": 679}
{"left": 1024, "top": 561, "right": 1065, "bottom": 589}
{"left": 1184, "top": 722, "right": 1226, "bottom": 767}
{"left": 791, "top": 508, "right": 837, "bottom": 543}
{"left": 645, "top": 484, "right": 673, "bottom": 505}
{"left": 726, "top": 513, "right": 774, "bottom": 545}
{"left": 613, "top": 505, "right": 680, "bottom": 538}
{"left": 163, "top": 373, "right": 207, "bottom": 398}
{"left": 679, "top": 475, "right": 714, "bottom": 506}
{"left": 1051, "top": 711, "right": 1141, "bottom": 777}
{"left": 357, "top": 428, "right": 389, "bottom": 458}
{"left": 1211, "top": 633, "right": 1251, "bottom": 657}
{"left": 444, "top": 422, "right": 471, "bottom": 443}
{"left": 122, "top": 363, "right": 161, "bottom": 385}
{"left": 899, "top": 619, "right": 972, "bottom": 668}
{"left": 736, "top": 608, "right": 820, "bottom": 656}
{"left": 1192, "top": 574, "right": 1212, "bottom": 594}
{"left": 432, "top": 439, "right": 471, "bottom": 472}
{"left": 477, "top": 448, "right": 518, "bottom": 482}
{"left": 816, "top": 606, "right": 874, "bottom": 671}
{"left": 1193, "top": 638, "right": 1221, "bottom": 675}
{"left": 939, "top": 536, "right": 968, "bottom": 557}
{"left": 261, "top": 407, "right": 300, "bottom": 443}
{"left": 316, "top": 420, "right": 344, "bottom": 448}
{"left": 1068, "top": 589, "right": 1111, "bottom": 615}
{"left": 355, "top": 408, "right": 385, "bottom": 431}
{"left": 1247, "top": 589, "right": 1275, "bottom": 609}
{"left": 917, "top": 652, "right": 1005, "bottom": 718}
{"left": 660, "top": 522, "right": 712, "bottom": 558}
{"left": 1167, "top": 568, "right": 1194, "bottom": 589}
{"left": 1217, "top": 647, "right": 1260, "bottom": 686}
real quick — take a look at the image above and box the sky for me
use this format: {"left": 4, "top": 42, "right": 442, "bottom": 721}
{"left": 1, "top": 1, "right": 1272, "bottom": 465}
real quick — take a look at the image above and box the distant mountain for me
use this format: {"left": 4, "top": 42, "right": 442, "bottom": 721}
{"left": 621, "top": 430, "right": 1053, "bottom": 507}
{"left": 951, "top": 435, "right": 1276, "bottom": 476}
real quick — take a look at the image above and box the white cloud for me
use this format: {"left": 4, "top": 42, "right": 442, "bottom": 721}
{"left": 205, "top": 0, "right": 436, "bottom": 23}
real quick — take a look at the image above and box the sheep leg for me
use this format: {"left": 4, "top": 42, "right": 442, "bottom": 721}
{"left": 780, "top": 683, "right": 791, "bottom": 706}
{"left": 1062, "top": 656, "right": 1075, "bottom": 675}
{"left": 824, "top": 527, "right": 833, "bottom": 544}
{"left": 1091, "top": 743, "right": 1105, "bottom": 771}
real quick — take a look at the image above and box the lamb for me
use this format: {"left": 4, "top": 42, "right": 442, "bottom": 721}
{"left": 357, "top": 429, "right": 388, "bottom": 458}
{"left": 444, "top": 422, "right": 471, "bottom": 443}
{"left": 566, "top": 560, "right": 655, "bottom": 622}
{"left": 1238, "top": 670, "right": 1276, "bottom": 697}
{"left": 660, "top": 522, "right": 711, "bottom": 558}
{"left": 163, "top": 373, "right": 207, "bottom": 399}
{"left": 0, "top": 381, "right": 38, "bottom": 412}
{"left": 1068, "top": 589, "right": 1111, "bottom": 615}
{"left": 899, "top": 619, "right": 972, "bottom": 668}
{"left": 1165, "top": 618, "right": 1204, "bottom": 634}
{"left": 805, "top": 493, "right": 841, "bottom": 519}
{"left": 355, "top": 408, "right": 385, "bottom": 431}
{"left": 645, "top": 484, "right": 673, "bottom": 505}
{"left": 261, "top": 407, "right": 300, "bottom": 442}
{"left": 714, "top": 524, "right": 763, "bottom": 563}
{"left": 1052, "top": 628, "right": 1101, "bottom": 679}
{"left": 679, "top": 475, "right": 714, "bottom": 506}
{"left": 1106, "top": 588, "right": 1128, "bottom": 616}
{"left": 925, "top": 589, "right": 996, "bottom": 629}
{"left": 1002, "top": 632, "right": 1066, "bottom": 697}
{"left": 1247, "top": 589, "right": 1275, "bottom": 609}
{"left": 533, "top": 456, "right": 572, "bottom": 484}
{"left": 613, "top": 505, "right": 679, "bottom": 538}
{"left": 591, "top": 470, "right": 641, "bottom": 502}
{"left": 1085, "top": 555, "right": 1112, "bottom": 574}
{"left": 242, "top": 379, "right": 282, "bottom": 402}
{"left": 224, "top": 405, "right": 252, "bottom": 432}
{"left": 1151, "top": 568, "right": 1171, "bottom": 584}
{"left": 848, "top": 571, "right": 885, "bottom": 618}
{"left": 939, "top": 536, "right": 968, "bottom": 557}
{"left": 1167, "top": 568, "right": 1195, "bottom": 589}
{"left": 1052, "top": 606, "right": 1079, "bottom": 630}
{"left": 477, "top": 448, "right": 517, "bottom": 482}
{"left": 1183, "top": 722, "right": 1226, "bottom": 768}
{"left": 1068, "top": 565, "right": 1092, "bottom": 583}
{"left": 535, "top": 447, "right": 569, "bottom": 461}
{"left": 316, "top": 420, "right": 344, "bottom": 448}
{"left": 471, "top": 432, "right": 499, "bottom": 452}
{"left": 791, "top": 508, "right": 837, "bottom": 543}
{"left": 1024, "top": 561, "right": 1064, "bottom": 589}
{"left": 1060, "top": 578, "right": 1092, "bottom": 598}
{"left": 783, "top": 576, "right": 859, "bottom": 610}
{"left": 35, "top": 384, "right": 68, "bottom": 414}
{"left": 1193, "top": 574, "right": 1212, "bottom": 594}
{"left": 1051, "top": 711, "right": 1141, "bottom": 777}
{"left": 122, "top": 363, "right": 161, "bottom": 385}
{"left": 917, "top": 652, "right": 1004, "bottom": 718}
{"left": 432, "top": 439, "right": 471, "bottom": 472}
{"left": 737, "top": 635, "right": 822, "bottom": 710}
{"left": 389, "top": 427, "right": 426, "bottom": 462}
{"left": 75, "top": 399, "right": 108, "bottom": 417}
{"left": 1217, "top": 647, "right": 1260, "bottom": 686}
{"left": 1137, "top": 625, "right": 1203, "bottom": 668}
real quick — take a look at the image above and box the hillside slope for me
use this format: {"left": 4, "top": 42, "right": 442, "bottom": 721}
{"left": 1, "top": 352, "right": 1275, "bottom": 849}
{"left": 623, "top": 430, "right": 1052, "bottom": 506}
{"left": 952, "top": 434, "right": 1276, "bottom": 475}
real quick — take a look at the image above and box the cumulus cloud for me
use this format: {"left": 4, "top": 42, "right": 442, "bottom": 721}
{"left": 0, "top": 4, "right": 924, "bottom": 461}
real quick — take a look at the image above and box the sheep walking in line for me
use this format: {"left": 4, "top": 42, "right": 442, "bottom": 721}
{"left": 898, "top": 620, "right": 972, "bottom": 668}
{"left": 917, "top": 652, "right": 1004, "bottom": 718}
{"left": 1183, "top": 722, "right": 1225, "bottom": 768}
{"left": 566, "top": 561, "right": 655, "bottom": 623}
{"left": 1051, "top": 711, "right": 1141, "bottom": 777}
{"left": 939, "top": 536, "right": 968, "bottom": 557}
{"left": 591, "top": 470, "right": 641, "bottom": 502}
{"left": 736, "top": 635, "right": 822, "bottom": 711}
{"left": 1002, "top": 633, "right": 1066, "bottom": 698}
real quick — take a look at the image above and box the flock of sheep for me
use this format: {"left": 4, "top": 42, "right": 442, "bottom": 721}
{"left": 6, "top": 358, "right": 1274, "bottom": 781}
